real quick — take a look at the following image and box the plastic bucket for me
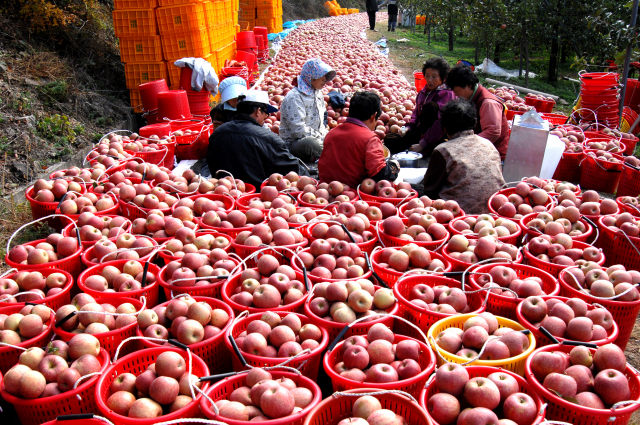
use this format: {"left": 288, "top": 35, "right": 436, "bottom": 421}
{"left": 157, "top": 90, "right": 192, "bottom": 120}
{"left": 236, "top": 31, "right": 257, "bottom": 49}
{"left": 139, "top": 79, "right": 168, "bottom": 112}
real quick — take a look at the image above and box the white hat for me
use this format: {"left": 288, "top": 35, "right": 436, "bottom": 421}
{"left": 239, "top": 90, "right": 278, "bottom": 113}
{"left": 219, "top": 77, "right": 247, "bottom": 104}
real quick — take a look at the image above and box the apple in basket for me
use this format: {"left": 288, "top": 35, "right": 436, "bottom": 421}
{"left": 563, "top": 262, "right": 640, "bottom": 302}
{"left": 297, "top": 239, "right": 369, "bottom": 280}
{"left": 30, "top": 178, "right": 84, "bottom": 203}
{"left": 403, "top": 197, "right": 461, "bottom": 224}
{"left": 525, "top": 210, "right": 588, "bottom": 237}
{"left": 213, "top": 368, "right": 314, "bottom": 420}
{"left": 353, "top": 200, "right": 397, "bottom": 221}
{"left": 308, "top": 279, "right": 395, "bottom": 323}
{"left": 490, "top": 182, "right": 550, "bottom": 219}
{"left": 8, "top": 232, "right": 78, "bottom": 266}
{"left": 162, "top": 248, "right": 235, "bottom": 288}
{"left": 451, "top": 215, "right": 519, "bottom": 237}
{"left": 530, "top": 344, "right": 631, "bottom": 409}
{"left": 88, "top": 135, "right": 130, "bottom": 161}
{"left": 75, "top": 212, "right": 129, "bottom": 242}
{"left": 435, "top": 313, "right": 529, "bottom": 361}
{"left": 521, "top": 295, "right": 616, "bottom": 341}
{"left": 310, "top": 212, "right": 375, "bottom": 244}
{"left": 83, "top": 261, "right": 157, "bottom": 294}
{"left": 235, "top": 218, "right": 304, "bottom": 247}
{"left": 118, "top": 179, "right": 178, "bottom": 210}
{"left": 54, "top": 293, "right": 141, "bottom": 334}
{"left": 526, "top": 234, "right": 602, "bottom": 267}
{"left": 263, "top": 172, "right": 317, "bottom": 192}
{"left": 359, "top": 179, "right": 414, "bottom": 200}
{"left": 550, "top": 191, "right": 618, "bottom": 217}
{"left": 380, "top": 214, "right": 447, "bottom": 243}
{"left": 163, "top": 233, "right": 229, "bottom": 258}
{"left": 285, "top": 207, "right": 332, "bottom": 225}
{"left": 528, "top": 177, "right": 579, "bottom": 194}
{"left": 137, "top": 295, "right": 229, "bottom": 346}
{"left": 300, "top": 180, "right": 356, "bottom": 206}
{"left": 445, "top": 235, "right": 519, "bottom": 264}
{"left": 121, "top": 161, "right": 165, "bottom": 181}
{"left": 377, "top": 245, "right": 445, "bottom": 273}
{"left": 625, "top": 156, "right": 640, "bottom": 167}
{"left": 601, "top": 212, "right": 640, "bottom": 237}
{"left": 161, "top": 173, "right": 248, "bottom": 197}
{"left": 2, "top": 333, "right": 102, "bottom": 399}
{"left": 86, "top": 233, "right": 155, "bottom": 264}
{"left": 551, "top": 129, "right": 585, "bottom": 153}
{"left": 0, "top": 270, "right": 69, "bottom": 303}
{"left": 235, "top": 312, "right": 322, "bottom": 358}
{"left": 333, "top": 394, "right": 406, "bottom": 425}
{"left": 473, "top": 265, "right": 546, "bottom": 299}
{"left": 51, "top": 192, "right": 116, "bottom": 215}
{"left": 50, "top": 166, "right": 94, "bottom": 183}
{"left": 173, "top": 196, "right": 231, "bottom": 220}
{"left": 0, "top": 304, "right": 52, "bottom": 343}
{"left": 249, "top": 189, "right": 297, "bottom": 210}
{"left": 130, "top": 210, "right": 198, "bottom": 240}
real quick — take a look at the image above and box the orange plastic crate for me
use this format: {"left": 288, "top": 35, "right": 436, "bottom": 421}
{"left": 166, "top": 61, "right": 181, "bottom": 89}
{"left": 256, "top": 5, "right": 278, "bottom": 19}
{"left": 124, "top": 62, "right": 168, "bottom": 90}
{"left": 156, "top": 3, "right": 207, "bottom": 35}
{"left": 223, "top": 1, "right": 233, "bottom": 20}
{"left": 118, "top": 36, "right": 163, "bottom": 63}
{"left": 239, "top": 19, "right": 255, "bottom": 31}
{"left": 113, "top": 9, "right": 157, "bottom": 37}
{"left": 213, "top": 41, "right": 235, "bottom": 72}
{"left": 129, "top": 89, "right": 143, "bottom": 113}
{"left": 158, "top": 0, "right": 204, "bottom": 7}
{"left": 115, "top": 0, "right": 157, "bottom": 8}
{"left": 256, "top": 0, "right": 276, "bottom": 6}
{"left": 161, "top": 27, "right": 211, "bottom": 60}
{"left": 239, "top": 8, "right": 256, "bottom": 20}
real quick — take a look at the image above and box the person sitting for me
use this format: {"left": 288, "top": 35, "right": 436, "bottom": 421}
{"left": 279, "top": 58, "right": 335, "bottom": 162}
{"left": 206, "top": 90, "right": 307, "bottom": 188}
{"left": 384, "top": 57, "right": 456, "bottom": 156}
{"left": 423, "top": 98, "right": 505, "bottom": 214}
{"left": 210, "top": 76, "right": 247, "bottom": 125}
{"left": 445, "top": 65, "right": 510, "bottom": 160}
{"left": 318, "top": 91, "right": 400, "bottom": 189}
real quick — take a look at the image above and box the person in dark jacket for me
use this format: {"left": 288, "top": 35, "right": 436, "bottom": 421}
{"left": 210, "top": 76, "right": 247, "bottom": 125}
{"left": 366, "top": 0, "right": 379, "bottom": 31}
{"left": 380, "top": 0, "right": 398, "bottom": 31}
{"left": 206, "top": 90, "right": 307, "bottom": 187}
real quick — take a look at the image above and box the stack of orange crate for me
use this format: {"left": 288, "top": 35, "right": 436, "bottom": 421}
{"left": 205, "top": 0, "right": 237, "bottom": 75}
{"left": 255, "top": 0, "right": 282, "bottom": 33}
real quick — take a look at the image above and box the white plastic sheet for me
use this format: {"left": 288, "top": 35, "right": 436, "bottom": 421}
{"left": 476, "top": 58, "right": 537, "bottom": 79}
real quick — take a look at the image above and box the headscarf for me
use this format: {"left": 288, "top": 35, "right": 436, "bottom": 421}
{"left": 297, "top": 58, "right": 336, "bottom": 96}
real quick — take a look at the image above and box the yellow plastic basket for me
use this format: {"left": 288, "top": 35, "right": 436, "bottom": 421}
{"left": 427, "top": 313, "right": 536, "bottom": 376}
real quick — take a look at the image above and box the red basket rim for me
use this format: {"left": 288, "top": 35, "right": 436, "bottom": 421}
{"left": 5, "top": 238, "right": 83, "bottom": 271}
{"left": 77, "top": 259, "right": 161, "bottom": 300}
{"left": 0, "top": 269, "right": 73, "bottom": 307}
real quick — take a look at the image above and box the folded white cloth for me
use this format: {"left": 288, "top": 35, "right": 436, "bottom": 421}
{"left": 174, "top": 57, "right": 219, "bottom": 95}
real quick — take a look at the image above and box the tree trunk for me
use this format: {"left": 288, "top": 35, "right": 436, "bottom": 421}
{"left": 548, "top": 24, "right": 559, "bottom": 82}
{"left": 519, "top": 21, "right": 524, "bottom": 77}
{"left": 427, "top": 21, "right": 431, "bottom": 44}
{"left": 448, "top": 14, "right": 454, "bottom": 51}
{"left": 494, "top": 43, "right": 501, "bottom": 65}
{"left": 561, "top": 41, "right": 567, "bottom": 63}
{"left": 525, "top": 35, "right": 530, "bottom": 88}
{"left": 475, "top": 41, "right": 479, "bottom": 65}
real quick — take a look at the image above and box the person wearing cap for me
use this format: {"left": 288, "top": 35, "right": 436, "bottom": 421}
{"left": 211, "top": 76, "right": 247, "bottom": 125}
{"left": 279, "top": 58, "right": 335, "bottom": 162}
{"left": 206, "top": 90, "right": 308, "bottom": 188}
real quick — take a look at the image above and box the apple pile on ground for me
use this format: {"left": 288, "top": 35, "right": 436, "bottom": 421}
{"left": 2, "top": 333, "right": 102, "bottom": 399}
{"left": 235, "top": 312, "right": 322, "bottom": 357}
{"left": 200, "top": 207, "right": 264, "bottom": 229}
{"left": 0, "top": 270, "right": 68, "bottom": 302}
{"left": 82, "top": 260, "right": 157, "bottom": 293}
{"left": 334, "top": 394, "right": 408, "bottom": 425}
{"left": 162, "top": 249, "right": 236, "bottom": 287}
{"left": 490, "top": 183, "right": 551, "bottom": 219}
{"left": 8, "top": 232, "right": 78, "bottom": 265}
{"left": 296, "top": 240, "right": 369, "bottom": 280}
{"left": 300, "top": 180, "right": 357, "bottom": 206}
{"left": 138, "top": 295, "right": 229, "bottom": 345}
{"left": 531, "top": 344, "right": 631, "bottom": 409}
{"left": 234, "top": 216, "right": 305, "bottom": 247}
{"left": 526, "top": 210, "right": 589, "bottom": 237}
{"left": 451, "top": 215, "right": 519, "bottom": 238}
{"left": 360, "top": 179, "right": 414, "bottom": 200}
{"left": 427, "top": 363, "right": 537, "bottom": 425}
{"left": 105, "top": 351, "right": 198, "bottom": 418}
{"left": 564, "top": 263, "right": 640, "bottom": 300}
{"left": 446, "top": 235, "right": 520, "bottom": 263}
{"left": 247, "top": 186, "right": 297, "bottom": 210}
{"left": 435, "top": 313, "right": 530, "bottom": 361}
{"left": 550, "top": 128, "right": 585, "bottom": 153}
{"left": 376, "top": 245, "right": 446, "bottom": 273}
{"left": 333, "top": 324, "right": 423, "bottom": 383}
{"left": 307, "top": 280, "right": 394, "bottom": 323}
{"left": 73, "top": 212, "right": 129, "bottom": 243}
{"left": 229, "top": 255, "right": 307, "bottom": 308}
{"left": 475, "top": 265, "right": 547, "bottom": 299}
{"left": 309, "top": 213, "right": 375, "bottom": 244}
{"left": 214, "top": 368, "right": 314, "bottom": 420}
{"left": 85, "top": 232, "right": 156, "bottom": 263}
{"left": 381, "top": 215, "right": 448, "bottom": 243}
{"left": 162, "top": 233, "right": 230, "bottom": 259}
{"left": 0, "top": 304, "right": 51, "bottom": 344}
{"left": 526, "top": 234, "right": 602, "bottom": 267}
{"left": 521, "top": 296, "right": 613, "bottom": 341}
{"left": 601, "top": 212, "right": 640, "bottom": 237}
{"left": 263, "top": 172, "right": 316, "bottom": 193}
{"left": 406, "top": 278, "right": 470, "bottom": 314}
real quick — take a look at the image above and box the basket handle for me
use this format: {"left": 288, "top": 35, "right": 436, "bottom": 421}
{"left": 55, "top": 414, "right": 115, "bottom": 425}
{"left": 7, "top": 214, "right": 79, "bottom": 254}
{"left": 55, "top": 296, "right": 147, "bottom": 328}
{"left": 331, "top": 389, "right": 418, "bottom": 404}
{"left": 563, "top": 267, "right": 640, "bottom": 300}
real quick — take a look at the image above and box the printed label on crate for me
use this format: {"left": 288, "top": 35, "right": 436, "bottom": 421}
{"left": 130, "top": 19, "right": 138, "bottom": 28}
{"left": 174, "top": 16, "right": 183, "bottom": 25}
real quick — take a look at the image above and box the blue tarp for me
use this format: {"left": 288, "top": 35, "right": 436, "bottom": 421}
{"left": 268, "top": 19, "right": 317, "bottom": 41}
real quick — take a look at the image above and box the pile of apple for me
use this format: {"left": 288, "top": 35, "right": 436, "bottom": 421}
{"left": 163, "top": 234, "right": 230, "bottom": 259}
{"left": 263, "top": 172, "right": 316, "bottom": 193}
{"left": 287, "top": 207, "right": 331, "bottom": 225}
{"left": 333, "top": 324, "right": 422, "bottom": 383}
{"left": 105, "top": 350, "right": 199, "bottom": 418}
{"left": 200, "top": 208, "right": 264, "bottom": 230}
{"left": 553, "top": 190, "right": 619, "bottom": 217}
{"left": 406, "top": 278, "right": 470, "bottom": 314}
{"left": 445, "top": 235, "right": 519, "bottom": 263}
{"left": 247, "top": 187, "right": 297, "bottom": 210}
{"left": 193, "top": 174, "right": 250, "bottom": 197}
{"left": 530, "top": 344, "right": 632, "bottom": 409}
{"left": 138, "top": 296, "right": 229, "bottom": 346}
{"left": 588, "top": 150, "right": 622, "bottom": 163}
{"left": 74, "top": 212, "right": 130, "bottom": 243}
{"left": 131, "top": 210, "right": 199, "bottom": 240}
{"left": 163, "top": 250, "right": 236, "bottom": 288}
{"left": 375, "top": 245, "right": 446, "bottom": 273}
{"left": 54, "top": 293, "right": 140, "bottom": 334}
{"left": 527, "top": 92, "right": 555, "bottom": 103}
{"left": 309, "top": 213, "right": 375, "bottom": 244}
{"left": 474, "top": 265, "right": 546, "bottom": 299}
{"left": 30, "top": 178, "right": 84, "bottom": 203}
{"left": 229, "top": 256, "right": 307, "bottom": 308}
{"left": 234, "top": 216, "right": 305, "bottom": 247}
{"left": 522, "top": 176, "right": 579, "bottom": 194}
{"left": 526, "top": 234, "right": 602, "bottom": 267}
{"left": 173, "top": 196, "right": 231, "bottom": 222}
{"left": 563, "top": 263, "right": 640, "bottom": 301}
{"left": 402, "top": 197, "right": 462, "bottom": 224}
{"left": 600, "top": 212, "right": 640, "bottom": 237}
{"left": 82, "top": 261, "right": 157, "bottom": 294}
{"left": 8, "top": 232, "right": 79, "bottom": 265}
{"left": 0, "top": 305, "right": 52, "bottom": 344}
{"left": 359, "top": 179, "right": 414, "bottom": 199}
{"left": 354, "top": 200, "right": 397, "bottom": 220}
{"left": 550, "top": 128, "right": 585, "bottom": 153}
{"left": 235, "top": 312, "right": 322, "bottom": 358}
{"left": 90, "top": 171, "right": 147, "bottom": 196}
{"left": 521, "top": 296, "right": 613, "bottom": 341}
{"left": 121, "top": 159, "right": 167, "bottom": 182}
{"left": 427, "top": 363, "right": 538, "bottom": 425}
{"left": 118, "top": 179, "right": 178, "bottom": 211}
{"left": 299, "top": 181, "right": 357, "bottom": 206}
{"left": 435, "top": 313, "right": 530, "bottom": 361}
{"left": 451, "top": 214, "right": 519, "bottom": 238}
{"left": 307, "top": 280, "right": 395, "bottom": 323}
{"left": 0, "top": 270, "right": 68, "bottom": 303}
{"left": 330, "top": 394, "right": 407, "bottom": 425}
{"left": 296, "top": 241, "right": 369, "bottom": 280}
{"left": 585, "top": 138, "right": 623, "bottom": 153}
{"left": 619, "top": 195, "right": 640, "bottom": 210}
{"left": 2, "top": 334, "right": 102, "bottom": 399}
{"left": 489, "top": 86, "right": 518, "bottom": 100}
{"left": 526, "top": 210, "right": 588, "bottom": 237}
{"left": 490, "top": 182, "right": 551, "bottom": 218}
{"left": 51, "top": 165, "right": 109, "bottom": 183}
{"left": 624, "top": 156, "right": 640, "bottom": 167}
{"left": 88, "top": 137, "right": 133, "bottom": 162}
{"left": 213, "top": 368, "right": 314, "bottom": 421}
{"left": 85, "top": 233, "right": 156, "bottom": 264}
{"left": 381, "top": 215, "right": 448, "bottom": 243}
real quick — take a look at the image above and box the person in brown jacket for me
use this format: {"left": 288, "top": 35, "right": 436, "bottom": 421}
{"left": 423, "top": 98, "right": 505, "bottom": 214}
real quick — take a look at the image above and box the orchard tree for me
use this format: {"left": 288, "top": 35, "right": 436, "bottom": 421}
{"left": 466, "top": 0, "right": 507, "bottom": 61}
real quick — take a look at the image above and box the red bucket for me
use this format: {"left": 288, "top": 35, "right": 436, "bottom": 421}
{"left": 139, "top": 79, "right": 168, "bottom": 112}
{"left": 157, "top": 90, "right": 192, "bottom": 120}
{"left": 139, "top": 122, "right": 171, "bottom": 138}
{"left": 414, "top": 71, "right": 426, "bottom": 91}
{"left": 235, "top": 50, "right": 257, "bottom": 72}
{"left": 179, "top": 66, "right": 207, "bottom": 93}
{"left": 236, "top": 31, "right": 257, "bottom": 49}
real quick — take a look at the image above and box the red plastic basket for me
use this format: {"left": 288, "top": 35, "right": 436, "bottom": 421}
{"left": 516, "top": 295, "right": 618, "bottom": 347}
{"left": 558, "top": 266, "right": 640, "bottom": 350}
{"left": 303, "top": 388, "right": 430, "bottom": 425}
{"left": 290, "top": 247, "right": 373, "bottom": 284}
{"left": 466, "top": 263, "right": 559, "bottom": 321}
{"left": 0, "top": 269, "right": 73, "bottom": 311}
{"left": 525, "top": 343, "right": 640, "bottom": 425}
{"left": 157, "top": 257, "right": 240, "bottom": 300}
{"left": 541, "top": 112, "right": 569, "bottom": 125}
{"left": 201, "top": 370, "right": 322, "bottom": 425}
{"left": 173, "top": 123, "right": 211, "bottom": 161}
{"left": 552, "top": 151, "right": 584, "bottom": 182}
{"left": 520, "top": 212, "right": 593, "bottom": 243}
{"left": 448, "top": 214, "right": 521, "bottom": 245}
{"left": 305, "top": 222, "right": 378, "bottom": 254}
{"left": 324, "top": 334, "right": 435, "bottom": 399}
{"left": 62, "top": 216, "right": 132, "bottom": 250}
{"left": 579, "top": 152, "right": 623, "bottom": 193}
{"left": 158, "top": 231, "right": 233, "bottom": 263}
{"left": 419, "top": 365, "right": 545, "bottom": 425}
{"left": 357, "top": 184, "right": 418, "bottom": 206}
{"left": 25, "top": 185, "right": 88, "bottom": 230}
{"left": 616, "top": 197, "right": 640, "bottom": 217}
{"left": 523, "top": 240, "right": 605, "bottom": 278}
{"left": 440, "top": 243, "right": 524, "bottom": 273}
{"left": 118, "top": 198, "right": 172, "bottom": 220}
{"left": 5, "top": 238, "right": 84, "bottom": 279}
{"left": 40, "top": 418, "right": 110, "bottom": 425}
{"left": 622, "top": 135, "right": 639, "bottom": 155}
{"left": 393, "top": 274, "right": 488, "bottom": 340}
{"left": 375, "top": 218, "right": 449, "bottom": 250}
{"left": 96, "top": 347, "right": 210, "bottom": 425}
{"left": 81, "top": 237, "right": 159, "bottom": 268}
{"left": 370, "top": 248, "right": 453, "bottom": 286}
{"left": 0, "top": 348, "right": 110, "bottom": 425}
{"left": 488, "top": 187, "right": 556, "bottom": 217}
{"left": 77, "top": 260, "right": 161, "bottom": 307}
{"left": 617, "top": 163, "right": 640, "bottom": 198}
{"left": 594, "top": 215, "right": 640, "bottom": 270}
{"left": 237, "top": 193, "right": 299, "bottom": 212}
{"left": 128, "top": 144, "right": 169, "bottom": 166}
{"left": 136, "top": 296, "right": 234, "bottom": 375}
{"left": 224, "top": 311, "right": 329, "bottom": 380}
